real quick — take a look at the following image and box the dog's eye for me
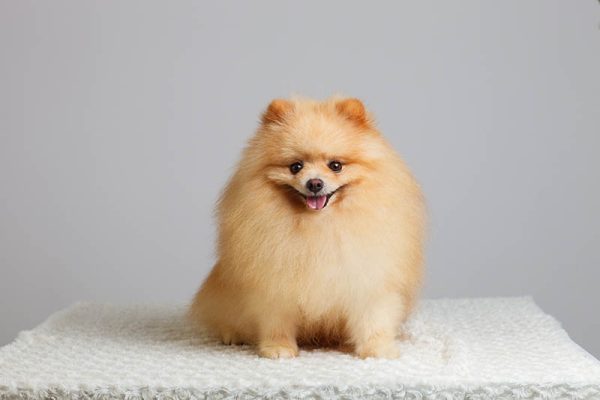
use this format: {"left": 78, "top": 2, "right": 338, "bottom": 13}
{"left": 328, "top": 161, "right": 342, "bottom": 172}
{"left": 289, "top": 162, "right": 303, "bottom": 174}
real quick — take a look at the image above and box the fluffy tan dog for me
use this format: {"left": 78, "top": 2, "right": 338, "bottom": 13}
{"left": 189, "top": 97, "right": 425, "bottom": 359}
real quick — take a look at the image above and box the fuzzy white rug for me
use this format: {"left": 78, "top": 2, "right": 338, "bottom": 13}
{"left": 1, "top": 297, "right": 599, "bottom": 399}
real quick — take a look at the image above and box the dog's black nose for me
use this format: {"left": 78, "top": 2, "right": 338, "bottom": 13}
{"left": 306, "top": 179, "right": 324, "bottom": 194}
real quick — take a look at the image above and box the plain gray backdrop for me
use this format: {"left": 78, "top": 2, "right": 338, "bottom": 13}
{"left": 1, "top": 1, "right": 599, "bottom": 358}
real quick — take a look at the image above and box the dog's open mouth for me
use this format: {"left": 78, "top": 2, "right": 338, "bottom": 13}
{"left": 286, "top": 186, "right": 345, "bottom": 211}
{"left": 305, "top": 194, "right": 331, "bottom": 210}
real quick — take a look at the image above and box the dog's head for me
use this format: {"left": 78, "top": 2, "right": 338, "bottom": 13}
{"left": 246, "top": 97, "right": 390, "bottom": 212}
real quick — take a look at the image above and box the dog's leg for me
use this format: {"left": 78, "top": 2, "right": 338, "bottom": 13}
{"left": 256, "top": 312, "right": 298, "bottom": 359}
{"left": 347, "top": 295, "right": 402, "bottom": 359}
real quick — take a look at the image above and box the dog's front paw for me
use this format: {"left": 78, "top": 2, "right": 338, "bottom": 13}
{"left": 355, "top": 339, "right": 400, "bottom": 359}
{"left": 221, "top": 331, "right": 244, "bottom": 346}
{"left": 258, "top": 341, "right": 299, "bottom": 359}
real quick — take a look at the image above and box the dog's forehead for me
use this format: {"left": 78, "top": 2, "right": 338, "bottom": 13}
{"left": 279, "top": 116, "right": 361, "bottom": 158}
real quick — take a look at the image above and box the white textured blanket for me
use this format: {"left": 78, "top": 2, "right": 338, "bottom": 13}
{"left": 1, "top": 297, "right": 599, "bottom": 399}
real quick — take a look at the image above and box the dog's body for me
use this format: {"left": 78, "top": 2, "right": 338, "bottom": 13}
{"left": 189, "top": 97, "right": 425, "bottom": 358}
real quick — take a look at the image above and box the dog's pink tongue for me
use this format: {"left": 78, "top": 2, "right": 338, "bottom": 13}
{"left": 306, "top": 195, "right": 327, "bottom": 210}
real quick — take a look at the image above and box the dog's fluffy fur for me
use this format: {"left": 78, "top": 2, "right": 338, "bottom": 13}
{"left": 188, "top": 97, "right": 425, "bottom": 359}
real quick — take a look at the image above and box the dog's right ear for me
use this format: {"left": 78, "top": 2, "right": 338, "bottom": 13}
{"left": 335, "top": 98, "right": 370, "bottom": 127}
{"left": 261, "top": 99, "right": 294, "bottom": 125}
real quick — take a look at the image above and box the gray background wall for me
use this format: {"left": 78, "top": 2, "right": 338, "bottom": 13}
{"left": 1, "top": 1, "right": 599, "bottom": 358}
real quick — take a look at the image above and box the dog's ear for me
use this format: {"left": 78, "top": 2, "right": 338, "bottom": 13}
{"left": 261, "top": 99, "right": 294, "bottom": 125}
{"left": 335, "top": 98, "right": 369, "bottom": 127}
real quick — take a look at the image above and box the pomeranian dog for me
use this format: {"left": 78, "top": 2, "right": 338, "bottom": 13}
{"left": 189, "top": 97, "right": 425, "bottom": 359}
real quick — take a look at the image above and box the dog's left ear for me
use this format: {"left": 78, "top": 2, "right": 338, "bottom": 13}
{"left": 335, "top": 98, "right": 369, "bottom": 127}
{"left": 262, "top": 99, "right": 294, "bottom": 125}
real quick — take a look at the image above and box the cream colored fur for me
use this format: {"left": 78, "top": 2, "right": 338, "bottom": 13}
{"left": 189, "top": 97, "right": 425, "bottom": 359}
